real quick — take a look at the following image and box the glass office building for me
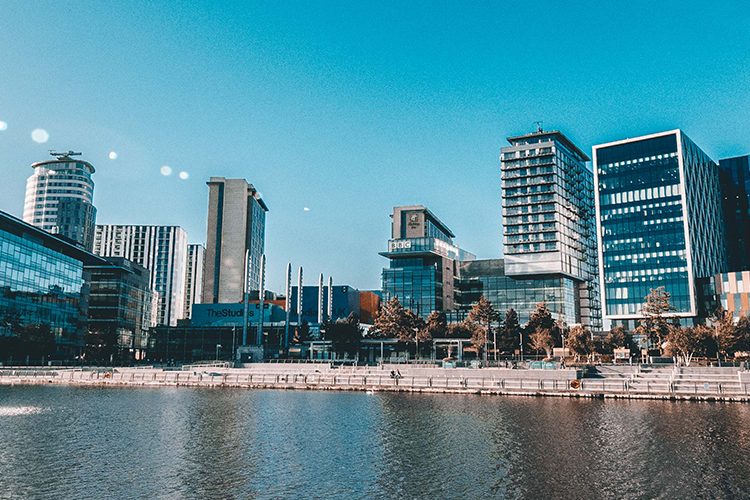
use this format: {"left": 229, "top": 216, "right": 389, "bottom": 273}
{"left": 593, "top": 130, "right": 727, "bottom": 323}
{"left": 86, "top": 257, "right": 155, "bottom": 359}
{"left": 500, "top": 129, "right": 601, "bottom": 328}
{"left": 381, "top": 206, "right": 475, "bottom": 318}
{"left": 0, "top": 210, "right": 102, "bottom": 361}
{"left": 451, "top": 259, "right": 576, "bottom": 325}
{"left": 719, "top": 155, "right": 750, "bottom": 272}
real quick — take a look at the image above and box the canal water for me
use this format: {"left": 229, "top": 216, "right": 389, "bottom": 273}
{"left": 1, "top": 386, "right": 749, "bottom": 499}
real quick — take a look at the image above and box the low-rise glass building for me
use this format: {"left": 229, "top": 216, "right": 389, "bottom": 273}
{"left": 85, "top": 257, "right": 155, "bottom": 361}
{"left": 451, "top": 259, "right": 576, "bottom": 325}
{"left": 0, "top": 210, "right": 102, "bottom": 362}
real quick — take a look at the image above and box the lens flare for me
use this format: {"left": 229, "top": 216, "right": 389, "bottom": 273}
{"left": 108, "top": 151, "right": 118, "bottom": 160}
{"left": 178, "top": 171, "right": 189, "bottom": 180}
{"left": 31, "top": 128, "right": 49, "bottom": 143}
{"left": 160, "top": 165, "right": 172, "bottom": 176}
{"left": 0, "top": 121, "right": 7, "bottom": 131}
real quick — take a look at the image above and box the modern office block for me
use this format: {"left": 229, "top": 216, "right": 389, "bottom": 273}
{"left": 501, "top": 129, "right": 601, "bottom": 328}
{"left": 85, "top": 256, "right": 155, "bottom": 360}
{"left": 0, "top": 210, "right": 103, "bottom": 361}
{"left": 452, "top": 258, "right": 578, "bottom": 325}
{"left": 183, "top": 243, "right": 205, "bottom": 318}
{"left": 719, "top": 155, "right": 750, "bottom": 272}
{"left": 593, "top": 130, "right": 727, "bottom": 323}
{"left": 23, "top": 151, "right": 97, "bottom": 250}
{"left": 93, "top": 225, "right": 188, "bottom": 326}
{"left": 380, "top": 205, "right": 475, "bottom": 318}
{"left": 202, "top": 177, "right": 268, "bottom": 304}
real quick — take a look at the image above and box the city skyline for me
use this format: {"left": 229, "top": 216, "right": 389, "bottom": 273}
{"left": 2, "top": 1, "right": 749, "bottom": 292}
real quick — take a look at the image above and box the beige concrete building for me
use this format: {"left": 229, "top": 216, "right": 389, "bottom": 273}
{"left": 202, "top": 177, "right": 268, "bottom": 304}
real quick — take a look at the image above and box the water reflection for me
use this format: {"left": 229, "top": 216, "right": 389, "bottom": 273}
{"left": 0, "top": 387, "right": 749, "bottom": 499}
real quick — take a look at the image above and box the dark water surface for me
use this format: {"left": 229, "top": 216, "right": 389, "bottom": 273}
{"left": 1, "top": 386, "right": 749, "bottom": 499}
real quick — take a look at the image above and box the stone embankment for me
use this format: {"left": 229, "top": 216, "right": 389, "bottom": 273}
{"left": 1, "top": 364, "right": 749, "bottom": 402}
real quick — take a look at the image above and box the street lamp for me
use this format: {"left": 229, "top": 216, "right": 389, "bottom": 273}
{"left": 216, "top": 344, "right": 222, "bottom": 361}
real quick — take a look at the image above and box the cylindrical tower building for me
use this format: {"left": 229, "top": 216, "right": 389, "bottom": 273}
{"left": 23, "top": 151, "right": 96, "bottom": 250}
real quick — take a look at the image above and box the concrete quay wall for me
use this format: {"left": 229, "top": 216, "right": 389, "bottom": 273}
{"left": 1, "top": 366, "right": 749, "bottom": 402}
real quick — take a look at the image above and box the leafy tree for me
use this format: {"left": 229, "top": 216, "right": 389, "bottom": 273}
{"left": 529, "top": 328, "right": 554, "bottom": 358}
{"left": 526, "top": 302, "right": 555, "bottom": 358}
{"left": 666, "top": 325, "right": 712, "bottom": 366}
{"left": 468, "top": 319, "right": 486, "bottom": 357}
{"left": 565, "top": 325, "right": 594, "bottom": 362}
{"left": 424, "top": 311, "right": 447, "bottom": 339}
{"left": 600, "top": 325, "right": 634, "bottom": 356}
{"left": 370, "top": 297, "right": 411, "bottom": 340}
{"left": 498, "top": 308, "right": 521, "bottom": 354}
{"left": 635, "top": 287, "right": 673, "bottom": 352}
{"left": 447, "top": 321, "right": 474, "bottom": 339}
{"left": 467, "top": 296, "right": 498, "bottom": 361}
{"left": 735, "top": 315, "right": 750, "bottom": 354}
{"left": 711, "top": 308, "right": 739, "bottom": 361}
{"left": 323, "top": 313, "right": 362, "bottom": 356}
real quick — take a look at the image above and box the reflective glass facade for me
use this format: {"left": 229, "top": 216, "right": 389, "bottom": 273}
{"left": 719, "top": 155, "right": 750, "bottom": 271}
{"left": 381, "top": 206, "right": 475, "bottom": 318}
{"left": 0, "top": 211, "right": 93, "bottom": 359}
{"left": 500, "top": 130, "right": 601, "bottom": 328}
{"left": 452, "top": 259, "right": 576, "bottom": 325}
{"left": 87, "top": 257, "right": 154, "bottom": 355}
{"left": 594, "top": 130, "right": 726, "bottom": 320}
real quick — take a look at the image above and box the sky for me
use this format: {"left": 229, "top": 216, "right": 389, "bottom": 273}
{"left": 1, "top": 0, "right": 749, "bottom": 292}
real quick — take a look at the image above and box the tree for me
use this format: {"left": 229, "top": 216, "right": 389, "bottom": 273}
{"left": 468, "top": 319, "right": 486, "bottom": 358}
{"left": 323, "top": 313, "right": 362, "bottom": 357}
{"left": 666, "top": 325, "right": 711, "bottom": 366}
{"left": 565, "top": 325, "right": 594, "bottom": 362}
{"left": 735, "top": 315, "right": 750, "bottom": 354}
{"left": 424, "top": 311, "right": 447, "bottom": 339}
{"left": 635, "top": 287, "right": 673, "bottom": 353}
{"left": 526, "top": 302, "right": 555, "bottom": 358}
{"left": 370, "top": 297, "right": 411, "bottom": 340}
{"left": 447, "top": 321, "right": 474, "bottom": 338}
{"left": 529, "top": 328, "right": 554, "bottom": 358}
{"left": 498, "top": 308, "right": 521, "bottom": 354}
{"left": 711, "top": 308, "right": 739, "bottom": 361}
{"left": 467, "top": 296, "right": 498, "bottom": 361}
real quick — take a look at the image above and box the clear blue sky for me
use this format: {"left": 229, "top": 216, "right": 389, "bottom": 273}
{"left": 1, "top": 0, "right": 749, "bottom": 292}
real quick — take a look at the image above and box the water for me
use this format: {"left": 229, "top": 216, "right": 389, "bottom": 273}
{"left": 1, "top": 386, "right": 749, "bottom": 499}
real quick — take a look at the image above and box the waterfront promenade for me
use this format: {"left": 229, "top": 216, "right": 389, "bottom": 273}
{"left": 2, "top": 363, "right": 749, "bottom": 401}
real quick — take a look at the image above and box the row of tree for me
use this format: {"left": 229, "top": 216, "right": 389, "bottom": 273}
{"left": 629, "top": 287, "right": 750, "bottom": 365}
{"left": 359, "top": 287, "right": 750, "bottom": 364}
{"left": 367, "top": 296, "right": 566, "bottom": 359}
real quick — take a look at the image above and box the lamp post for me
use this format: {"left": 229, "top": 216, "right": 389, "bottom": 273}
{"left": 216, "top": 344, "right": 222, "bottom": 361}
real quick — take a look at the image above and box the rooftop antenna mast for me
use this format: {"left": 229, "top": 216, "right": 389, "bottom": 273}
{"left": 534, "top": 121, "right": 543, "bottom": 133}
{"left": 49, "top": 150, "right": 82, "bottom": 160}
